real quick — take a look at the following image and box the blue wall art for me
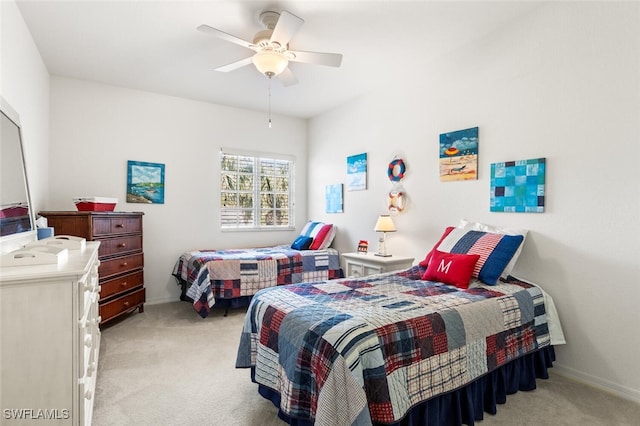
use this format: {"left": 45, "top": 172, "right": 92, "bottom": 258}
{"left": 325, "top": 184, "right": 343, "bottom": 213}
{"left": 346, "top": 153, "right": 367, "bottom": 191}
{"left": 127, "top": 160, "right": 165, "bottom": 204}
{"left": 490, "top": 158, "right": 545, "bottom": 212}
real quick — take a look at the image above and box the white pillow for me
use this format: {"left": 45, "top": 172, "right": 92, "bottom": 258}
{"left": 457, "top": 219, "right": 527, "bottom": 278}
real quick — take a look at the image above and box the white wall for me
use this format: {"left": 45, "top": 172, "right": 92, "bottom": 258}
{"left": 0, "top": 0, "right": 50, "bottom": 218}
{"left": 307, "top": 3, "right": 639, "bottom": 402}
{"left": 4, "top": 0, "right": 639, "bottom": 407}
{"left": 48, "top": 77, "right": 308, "bottom": 304}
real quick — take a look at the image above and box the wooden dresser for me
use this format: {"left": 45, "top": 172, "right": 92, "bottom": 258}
{"left": 1, "top": 242, "right": 101, "bottom": 425}
{"left": 39, "top": 211, "right": 145, "bottom": 326}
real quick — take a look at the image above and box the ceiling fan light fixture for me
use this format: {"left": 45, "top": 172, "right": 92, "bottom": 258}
{"left": 252, "top": 50, "right": 288, "bottom": 77}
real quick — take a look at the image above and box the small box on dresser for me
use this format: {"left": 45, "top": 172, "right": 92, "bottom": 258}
{"left": 39, "top": 211, "right": 145, "bottom": 326}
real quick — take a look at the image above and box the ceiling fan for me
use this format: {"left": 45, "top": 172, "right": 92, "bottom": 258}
{"left": 198, "top": 10, "right": 343, "bottom": 86}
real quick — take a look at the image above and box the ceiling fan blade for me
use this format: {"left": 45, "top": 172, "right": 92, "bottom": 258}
{"left": 277, "top": 67, "right": 298, "bottom": 87}
{"left": 214, "top": 56, "right": 254, "bottom": 72}
{"left": 270, "top": 11, "right": 304, "bottom": 47}
{"left": 288, "top": 50, "right": 343, "bottom": 68}
{"left": 197, "top": 24, "right": 254, "bottom": 50}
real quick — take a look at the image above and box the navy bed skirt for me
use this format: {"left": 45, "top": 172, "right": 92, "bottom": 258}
{"left": 255, "top": 345, "right": 555, "bottom": 426}
{"left": 177, "top": 278, "right": 253, "bottom": 310}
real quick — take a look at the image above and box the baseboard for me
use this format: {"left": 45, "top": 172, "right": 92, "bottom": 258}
{"left": 552, "top": 362, "right": 640, "bottom": 404}
{"left": 145, "top": 296, "right": 181, "bottom": 306}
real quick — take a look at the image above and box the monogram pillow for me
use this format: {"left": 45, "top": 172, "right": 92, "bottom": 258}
{"left": 422, "top": 250, "right": 480, "bottom": 289}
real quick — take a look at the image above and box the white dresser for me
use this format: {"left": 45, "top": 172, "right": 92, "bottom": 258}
{"left": 0, "top": 242, "right": 101, "bottom": 425}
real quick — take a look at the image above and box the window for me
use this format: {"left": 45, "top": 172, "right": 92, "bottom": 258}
{"left": 220, "top": 149, "right": 294, "bottom": 230}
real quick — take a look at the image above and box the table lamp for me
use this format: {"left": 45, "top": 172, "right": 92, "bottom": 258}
{"left": 374, "top": 214, "right": 396, "bottom": 257}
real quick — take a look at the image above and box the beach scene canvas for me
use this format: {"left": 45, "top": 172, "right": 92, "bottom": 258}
{"left": 127, "top": 160, "right": 165, "bottom": 204}
{"left": 439, "top": 127, "right": 478, "bottom": 181}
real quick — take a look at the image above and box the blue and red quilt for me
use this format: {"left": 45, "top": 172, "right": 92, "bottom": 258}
{"left": 236, "top": 267, "right": 551, "bottom": 425}
{"left": 172, "top": 245, "right": 342, "bottom": 318}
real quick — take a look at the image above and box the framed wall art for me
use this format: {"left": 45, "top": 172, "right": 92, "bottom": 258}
{"left": 325, "top": 184, "right": 343, "bottom": 213}
{"left": 439, "top": 127, "right": 478, "bottom": 182}
{"left": 346, "top": 153, "right": 367, "bottom": 191}
{"left": 127, "top": 160, "right": 165, "bottom": 204}
{"left": 490, "top": 158, "right": 545, "bottom": 212}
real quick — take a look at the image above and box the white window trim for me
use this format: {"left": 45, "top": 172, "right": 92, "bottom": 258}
{"left": 220, "top": 148, "right": 295, "bottom": 232}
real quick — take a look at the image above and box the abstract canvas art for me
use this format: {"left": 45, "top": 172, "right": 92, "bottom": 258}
{"left": 325, "top": 184, "right": 343, "bottom": 213}
{"left": 490, "top": 158, "right": 545, "bottom": 212}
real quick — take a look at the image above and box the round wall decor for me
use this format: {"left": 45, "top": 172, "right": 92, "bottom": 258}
{"left": 388, "top": 189, "right": 406, "bottom": 213}
{"left": 387, "top": 158, "right": 406, "bottom": 182}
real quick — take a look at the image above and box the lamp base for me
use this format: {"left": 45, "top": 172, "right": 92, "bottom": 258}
{"left": 374, "top": 253, "right": 392, "bottom": 257}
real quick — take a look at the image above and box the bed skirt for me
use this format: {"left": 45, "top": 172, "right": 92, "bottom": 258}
{"left": 178, "top": 277, "right": 267, "bottom": 310}
{"left": 254, "top": 345, "right": 555, "bottom": 426}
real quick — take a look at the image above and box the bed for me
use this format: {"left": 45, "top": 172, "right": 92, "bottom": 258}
{"left": 235, "top": 223, "right": 565, "bottom": 425}
{"left": 173, "top": 245, "right": 342, "bottom": 317}
{"left": 173, "top": 221, "right": 342, "bottom": 318}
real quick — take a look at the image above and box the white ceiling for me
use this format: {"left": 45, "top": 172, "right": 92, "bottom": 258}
{"left": 16, "top": 1, "right": 542, "bottom": 119}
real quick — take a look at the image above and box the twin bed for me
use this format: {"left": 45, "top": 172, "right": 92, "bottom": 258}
{"left": 174, "top": 220, "right": 565, "bottom": 425}
{"left": 173, "top": 245, "right": 342, "bottom": 317}
{"left": 236, "top": 269, "right": 563, "bottom": 425}
{"left": 172, "top": 221, "right": 341, "bottom": 317}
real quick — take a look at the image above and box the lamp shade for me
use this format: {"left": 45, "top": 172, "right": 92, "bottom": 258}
{"left": 252, "top": 51, "right": 289, "bottom": 77}
{"left": 374, "top": 215, "right": 396, "bottom": 232}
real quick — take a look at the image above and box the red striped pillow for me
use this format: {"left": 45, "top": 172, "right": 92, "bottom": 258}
{"left": 297, "top": 222, "right": 336, "bottom": 250}
{"left": 422, "top": 227, "right": 524, "bottom": 285}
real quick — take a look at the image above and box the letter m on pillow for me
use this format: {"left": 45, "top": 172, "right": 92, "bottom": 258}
{"left": 438, "top": 259, "right": 453, "bottom": 274}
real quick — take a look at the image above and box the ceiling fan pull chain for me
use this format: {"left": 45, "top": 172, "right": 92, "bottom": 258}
{"left": 268, "top": 76, "right": 272, "bottom": 128}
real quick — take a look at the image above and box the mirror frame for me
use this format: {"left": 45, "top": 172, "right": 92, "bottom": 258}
{"left": 0, "top": 97, "right": 37, "bottom": 254}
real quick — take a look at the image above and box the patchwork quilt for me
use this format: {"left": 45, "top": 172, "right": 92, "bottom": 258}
{"left": 236, "top": 266, "right": 551, "bottom": 425}
{"left": 172, "top": 245, "right": 342, "bottom": 318}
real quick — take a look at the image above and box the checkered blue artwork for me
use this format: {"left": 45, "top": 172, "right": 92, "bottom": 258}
{"left": 490, "top": 158, "right": 545, "bottom": 212}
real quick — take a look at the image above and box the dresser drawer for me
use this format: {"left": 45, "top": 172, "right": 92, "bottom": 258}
{"left": 99, "top": 287, "right": 145, "bottom": 324}
{"left": 98, "top": 253, "right": 143, "bottom": 280}
{"left": 92, "top": 216, "right": 142, "bottom": 236}
{"left": 98, "top": 235, "right": 143, "bottom": 258}
{"left": 100, "top": 270, "right": 144, "bottom": 299}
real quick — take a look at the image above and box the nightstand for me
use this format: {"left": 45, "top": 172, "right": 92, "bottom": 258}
{"left": 342, "top": 252, "right": 414, "bottom": 278}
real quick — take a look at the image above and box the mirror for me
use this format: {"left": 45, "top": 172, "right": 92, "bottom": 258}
{"left": 0, "top": 97, "right": 36, "bottom": 254}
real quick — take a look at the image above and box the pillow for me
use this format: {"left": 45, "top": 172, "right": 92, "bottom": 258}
{"left": 458, "top": 219, "right": 527, "bottom": 278}
{"left": 424, "top": 227, "right": 524, "bottom": 285}
{"left": 422, "top": 250, "right": 480, "bottom": 289}
{"left": 291, "top": 236, "right": 313, "bottom": 250}
{"left": 419, "top": 226, "right": 455, "bottom": 267}
{"left": 298, "top": 221, "right": 336, "bottom": 250}
{"left": 309, "top": 224, "right": 336, "bottom": 250}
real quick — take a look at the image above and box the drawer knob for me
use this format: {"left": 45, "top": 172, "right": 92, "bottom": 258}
{"left": 115, "top": 224, "right": 124, "bottom": 228}
{"left": 118, "top": 243, "right": 127, "bottom": 248}
{"left": 121, "top": 281, "right": 128, "bottom": 287}
{"left": 123, "top": 301, "right": 130, "bottom": 308}
{"left": 121, "top": 262, "right": 128, "bottom": 267}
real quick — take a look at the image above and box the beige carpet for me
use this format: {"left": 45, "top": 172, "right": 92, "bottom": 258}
{"left": 93, "top": 302, "right": 640, "bottom": 426}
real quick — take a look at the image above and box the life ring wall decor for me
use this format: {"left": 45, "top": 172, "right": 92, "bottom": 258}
{"left": 388, "top": 189, "right": 406, "bottom": 213}
{"left": 387, "top": 158, "right": 406, "bottom": 182}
